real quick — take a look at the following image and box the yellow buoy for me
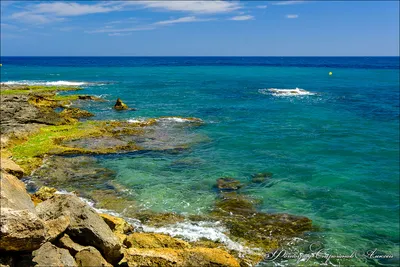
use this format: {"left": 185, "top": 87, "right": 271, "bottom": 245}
{"left": 329, "top": 72, "right": 332, "bottom": 76}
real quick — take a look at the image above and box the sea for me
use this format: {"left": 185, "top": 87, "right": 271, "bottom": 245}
{"left": 1, "top": 56, "right": 399, "bottom": 266}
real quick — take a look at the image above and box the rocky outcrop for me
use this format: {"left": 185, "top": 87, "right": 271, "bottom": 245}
{"left": 0, "top": 157, "right": 24, "bottom": 178}
{"left": 100, "top": 213, "right": 134, "bottom": 243}
{"left": 75, "top": 247, "right": 112, "bottom": 267}
{"left": 119, "top": 247, "right": 240, "bottom": 267}
{"left": 35, "top": 194, "right": 122, "bottom": 264}
{"left": 0, "top": 171, "right": 46, "bottom": 251}
{"left": 114, "top": 98, "right": 129, "bottom": 110}
{"left": 60, "top": 107, "right": 94, "bottom": 119}
{"left": 43, "top": 215, "right": 70, "bottom": 241}
{"left": 57, "top": 233, "right": 87, "bottom": 255}
{"left": 32, "top": 242, "right": 77, "bottom": 267}
{"left": 250, "top": 172, "right": 272, "bottom": 183}
{"left": 125, "top": 233, "right": 190, "bottom": 249}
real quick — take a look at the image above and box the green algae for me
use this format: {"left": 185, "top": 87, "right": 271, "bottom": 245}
{"left": 0, "top": 85, "right": 82, "bottom": 95}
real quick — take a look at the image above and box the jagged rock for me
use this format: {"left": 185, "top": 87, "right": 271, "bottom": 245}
{"left": 75, "top": 247, "right": 112, "bottom": 267}
{"left": 119, "top": 247, "right": 240, "bottom": 267}
{"left": 32, "top": 186, "right": 57, "bottom": 201}
{"left": 100, "top": 213, "right": 134, "bottom": 243}
{"left": 216, "top": 177, "right": 243, "bottom": 191}
{"left": 0, "top": 172, "right": 46, "bottom": 251}
{"left": 125, "top": 233, "right": 190, "bottom": 249}
{"left": 57, "top": 234, "right": 87, "bottom": 256}
{"left": 114, "top": 98, "right": 129, "bottom": 110}
{"left": 43, "top": 215, "right": 70, "bottom": 241}
{"left": 35, "top": 194, "right": 122, "bottom": 264}
{"left": 78, "top": 95, "right": 96, "bottom": 100}
{"left": 32, "top": 242, "right": 77, "bottom": 267}
{"left": 0, "top": 157, "right": 24, "bottom": 178}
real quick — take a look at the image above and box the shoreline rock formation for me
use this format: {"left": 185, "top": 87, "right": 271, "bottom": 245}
{"left": 0, "top": 84, "right": 313, "bottom": 266}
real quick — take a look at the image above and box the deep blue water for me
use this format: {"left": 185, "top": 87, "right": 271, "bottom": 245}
{"left": 1, "top": 57, "right": 399, "bottom": 265}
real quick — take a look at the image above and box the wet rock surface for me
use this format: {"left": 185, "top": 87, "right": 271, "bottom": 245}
{"left": 216, "top": 177, "right": 243, "bottom": 191}
{"left": 250, "top": 172, "right": 273, "bottom": 183}
{"left": 114, "top": 98, "right": 130, "bottom": 110}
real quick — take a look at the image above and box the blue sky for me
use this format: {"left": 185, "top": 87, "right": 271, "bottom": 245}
{"left": 1, "top": 1, "right": 399, "bottom": 56}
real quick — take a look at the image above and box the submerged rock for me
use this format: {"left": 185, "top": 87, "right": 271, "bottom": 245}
{"left": 0, "top": 172, "right": 46, "bottom": 251}
{"left": 32, "top": 242, "right": 77, "bottom": 267}
{"left": 250, "top": 172, "right": 273, "bottom": 183}
{"left": 114, "top": 98, "right": 129, "bottom": 110}
{"left": 35, "top": 194, "right": 122, "bottom": 264}
{"left": 216, "top": 177, "right": 243, "bottom": 191}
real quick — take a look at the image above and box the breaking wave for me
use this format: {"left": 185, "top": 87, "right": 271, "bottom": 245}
{"left": 1, "top": 80, "right": 106, "bottom": 86}
{"left": 259, "top": 88, "right": 315, "bottom": 96}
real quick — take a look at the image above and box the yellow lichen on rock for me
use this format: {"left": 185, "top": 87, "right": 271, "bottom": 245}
{"left": 125, "top": 233, "right": 190, "bottom": 250}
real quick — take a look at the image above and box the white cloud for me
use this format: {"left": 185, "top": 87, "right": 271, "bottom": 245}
{"left": 229, "top": 15, "right": 254, "bottom": 21}
{"left": 87, "top": 26, "right": 156, "bottom": 34}
{"left": 29, "top": 2, "right": 120, "bottom": 16}
{"left": 108, "top": 32, "right": 132, "bottom": 37}
{"left": 256, "top": 5, "right": 268, "bottom": 9}
{"left": 10, "top": 12, "right": 64, "bottom": 24}
{"left": 273, "top": 1, "right": 305, "bottom": 6}
{"left": 154, "top": 16, "right": 214, "bottom": 25}
{"left": 286, "top": 14, "right": 299, "bottom": 19}
{"left": 131, "top": 1, "right": 241, "bottom": 14}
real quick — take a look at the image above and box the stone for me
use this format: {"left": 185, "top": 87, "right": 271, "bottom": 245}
{"left": 60, "top": 107, "right": 94, "bottom": 119}
{"left": 32, "top": 242, "right": 77, "bottom": 267}
{"left": 35, "top": 194, "right": 122, "bottom": 264}
{"left": 32, "top": 186, "right": 57, "bottom": 201}
{"left": 119, "top": 247, "right": 240, "bottom": 267}
{"left": 216, "top": 177, "right": 243, "bottom": 191}
{"left": 75, "top": 247, "right": 112, "bottom": 267}
{"left": 100, "top": 213, "right": 134, "bottom": 243}
{"left": 43, "top": 215, "right": 70, "bottom": 241}
{"left": 0, "top": 157, "right": 24, "bottom": 178}
{"left": 114, "top": 98, "right": 129, "bottom": 110}
{"left": 250, "top": 172, "right": 273, "bottom": 183}
{"left": 125, "top": 233, "right": 190, "bottom": 250}
{"left": 57, "top": 234, "right": 87, "bottom": 256}
{"left": 0, "top": 172, "right": 46, "bottom": 251}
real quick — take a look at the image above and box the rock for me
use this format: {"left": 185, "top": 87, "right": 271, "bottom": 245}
{"left": 75, "top": 247, "right": 112, "bottom": 267}
{"left": 43, "top": 215, "right": 70, "bottom": 241}
{"left": 114, "top": 98, "right": 129, "bottom": 110}
{"left": 0, "top": 157, "right": 24, "bottom": 178}
{"left": 250, "top": 172, "right": 273, "bottom": 183}
{"left": 119, "top": 247, "right": 240, "bottom": 267}
{"left": 125, "top": 233, "right": 190, "bottom": 249}
{"left": 100, "top": 213, "right": 134, "bottom": 243}
{"left": 60, "top": 107, "right": 94, "bottom": 119}
{"left": 216, "top": 177, "right": 243, "bottom": 191}
{"left": 33, "top": 186, "right": 57, "bottom": 201}
{"left": 32, "top": 242, "right": 77, "bottom": 267}
{"left": 0, "top": 172, "right": 46, "bottom": 251}
{"left": 78, "top": 95, "right": 96, "bottom": 100}
{"left": 57, "top": 234, "right": 87, "bottom": 256}
{"left": 0, "top": 255, "right": 15, "bottom": 267}
{"left": 35, "top": 194, "right": 122, "bottom": 264}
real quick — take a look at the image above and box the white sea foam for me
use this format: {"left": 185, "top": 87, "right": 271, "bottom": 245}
{"left": 3, "top": 80, "right": 88, "bottom": 86}
{"left": 127, "top": 117, "right": 203, "bottom": 124}
{"left": 259, "top": 88, "right": 315, "bottom": 96}
{"left": 143, "top": 221, "right": 258, "bottom": 255}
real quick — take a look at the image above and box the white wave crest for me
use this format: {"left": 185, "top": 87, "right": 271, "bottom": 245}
{"left": 127, "top": 117, "right": 203, "bottom": 124}
{"left": 143, "top": 221, "right": 258, "bottom": 255}
{"left": 259, "top": 88, "right": 315, "bottom": 96}
{"left": 2, "top": 80, "right": 88, "bottom": 86}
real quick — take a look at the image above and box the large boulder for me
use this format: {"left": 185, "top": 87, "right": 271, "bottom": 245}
{"left": 35, "top": 194, "right": 122, "bottom": 264}
{"left": 0, "top": 172, "right": 46, "bottom": 251}
{"left": 75, "top": 247, "right": 112, "bottom": 267}
{"left": 0, "top": 157, "right": 24, "bottom": 178}
{"left": 32, "top": 242, "right": 77, "bottom": 267}
{"left": 125, "top": 233, "right": 190, "bottom": 249}
{"left": 100, "top": 213, "right": 134, "bottom": 244}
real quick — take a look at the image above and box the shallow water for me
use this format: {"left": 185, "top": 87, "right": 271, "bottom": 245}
{"left": 2, "top": 57, "right": 399, "bottom": 265}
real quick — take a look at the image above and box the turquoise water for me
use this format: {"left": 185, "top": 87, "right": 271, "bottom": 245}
{"left": 1, "top": 57, "right": 399, "bottom": 265}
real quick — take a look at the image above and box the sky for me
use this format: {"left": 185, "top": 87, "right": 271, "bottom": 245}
{"left": 1, "top": 1, "right": 399, "bottom": 56}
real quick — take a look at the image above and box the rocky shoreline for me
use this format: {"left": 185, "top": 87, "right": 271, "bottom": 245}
{"left": 0, "top": 84, "right": 313, "bottom": 266}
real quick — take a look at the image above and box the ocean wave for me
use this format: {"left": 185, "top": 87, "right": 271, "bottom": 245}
{"left": 2, "top": 80, "right": 88, "bottom": 86}
{"left": 259, "top": 88, "right": 315, "bottom": 96}
{"left": 127, "top": 117, "right": 203, "bottom": 124}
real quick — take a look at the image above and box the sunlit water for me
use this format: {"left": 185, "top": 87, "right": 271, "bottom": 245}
{"left": 2, "top": 57, "right": 399, "bottom": 265}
